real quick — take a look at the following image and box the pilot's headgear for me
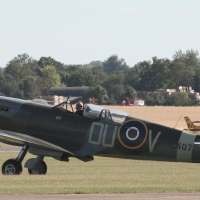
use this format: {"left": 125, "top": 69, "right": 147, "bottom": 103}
{"left": 76, "top": 101, "right": 83, "bottom": 110}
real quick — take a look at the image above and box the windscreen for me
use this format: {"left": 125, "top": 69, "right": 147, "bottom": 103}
{"left": 54, "top": 101, "right": 74, "bottom": 113}
{"left": 109, "top": 110, "right": 130, "bottom": 124}
{"left": 84, "top": 104, "right": 104, "bottom": 119}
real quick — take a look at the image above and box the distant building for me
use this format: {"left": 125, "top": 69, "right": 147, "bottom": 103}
{"left": 137, "top": 86, "right": 200, "bottom": 100}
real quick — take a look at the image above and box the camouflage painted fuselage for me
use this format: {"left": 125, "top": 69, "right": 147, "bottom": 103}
{"left": 0, "top": 96, "right": 200, "bottom": 163}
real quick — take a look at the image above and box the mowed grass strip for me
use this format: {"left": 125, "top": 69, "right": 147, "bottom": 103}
{"left": 0, "top": 152, "right": 200, "bottom": 194}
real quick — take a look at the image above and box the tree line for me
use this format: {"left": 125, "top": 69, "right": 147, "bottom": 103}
{"left": 0, "top": 49, "right": 200, "bottom": 106}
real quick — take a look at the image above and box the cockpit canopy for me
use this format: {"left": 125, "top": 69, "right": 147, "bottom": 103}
{"left": 54, "top": 101, "right": 130, "bottom": 124}
{"left": 83, "top": 104, "right": 130, "bottom": 124}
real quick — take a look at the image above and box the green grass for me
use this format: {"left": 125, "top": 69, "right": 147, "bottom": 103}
{"left": 0, "top": 152, "right": 200, "bottom": 194}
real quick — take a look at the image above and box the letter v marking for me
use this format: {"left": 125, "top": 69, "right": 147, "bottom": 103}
{"left": 149, "top": 130, "right": 161, "bottom": 153}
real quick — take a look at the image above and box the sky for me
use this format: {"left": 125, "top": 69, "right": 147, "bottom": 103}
{"left": 0, "top": 0, "right": 200, "bottom": 68}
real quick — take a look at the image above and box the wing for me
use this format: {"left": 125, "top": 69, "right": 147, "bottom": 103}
{"left": 0, "top": 129, "right": 75, "bottom": 155}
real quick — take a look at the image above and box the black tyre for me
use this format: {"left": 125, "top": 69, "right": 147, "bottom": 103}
{"left": 2, "top": 159, "right": 22, "bottom": 175}
{"left": 28, "top": 161, "right": 47, "bottom": 175}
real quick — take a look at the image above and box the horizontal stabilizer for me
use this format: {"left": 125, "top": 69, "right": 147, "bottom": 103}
{"left": 194, "top": 142, "right": 200, "bottom": 147}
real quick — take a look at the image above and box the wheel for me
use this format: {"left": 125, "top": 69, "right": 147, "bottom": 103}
{"left": 2, "top": 159, "right": 22, "bottom": 175}
{"left": 28, "top": 161, "right": 47, "bottom": 175}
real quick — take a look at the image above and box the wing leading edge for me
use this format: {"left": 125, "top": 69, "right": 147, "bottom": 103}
{"left": 0, "top": 129, "right": 75, "bottom": 155}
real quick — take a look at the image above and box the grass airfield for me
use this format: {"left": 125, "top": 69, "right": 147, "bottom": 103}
{"left": 0, "top": 152, "right": 200, "bottom": 194}
{"left": 1, "top": 106, "right": 200, "bottom": 194}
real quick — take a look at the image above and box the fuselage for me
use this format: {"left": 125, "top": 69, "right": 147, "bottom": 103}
{"left": 1, "top": 96, "right": 200, "bottom": 164}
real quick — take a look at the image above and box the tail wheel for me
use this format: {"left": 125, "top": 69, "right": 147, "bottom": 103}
{"left": 2, "top": 159, "right": 22, "bottom": 175}
{"left": 28, "top": 161, "right": 47, "bottom": 175}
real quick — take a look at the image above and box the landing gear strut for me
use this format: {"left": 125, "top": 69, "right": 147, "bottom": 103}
{"left": 2, "top": 144, "right": 29, "bottom": 175}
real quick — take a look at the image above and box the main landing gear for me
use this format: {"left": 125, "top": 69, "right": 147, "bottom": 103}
{"left": 2, "top": 159, "right": 22, "bottom": 175}
{"left": 2, "top": 144, "right": 28, "bottom": 175}
{"left": 28, "top": 161, "right": 47, "bottom": 175}
{"left": 1, "top": 144, "right": 47, "bottom": 175}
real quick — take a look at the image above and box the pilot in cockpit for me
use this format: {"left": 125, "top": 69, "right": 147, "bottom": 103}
{"left": 75, "top": 101, "right": 84, "bottom": 116}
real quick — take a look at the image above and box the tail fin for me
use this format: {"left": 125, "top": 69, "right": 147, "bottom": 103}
{"left": 184, "top": 116, "right": 194, "bottom": 129}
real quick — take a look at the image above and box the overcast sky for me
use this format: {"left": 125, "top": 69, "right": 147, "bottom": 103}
{"left": 0, "top": 0, "right": 200, "bottom": 68}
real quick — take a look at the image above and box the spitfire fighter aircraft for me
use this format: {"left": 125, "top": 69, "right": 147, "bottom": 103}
{"left": 0, "top": 96, "right": 200, "bottom": 175}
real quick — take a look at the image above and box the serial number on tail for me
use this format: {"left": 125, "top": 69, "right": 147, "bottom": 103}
{"left": 164, "top": 140, "right": 192, "bottom": 151}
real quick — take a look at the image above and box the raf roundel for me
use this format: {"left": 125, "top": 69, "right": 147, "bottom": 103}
{"left": 118, "top": 120, "right": 148, "bottom": 149}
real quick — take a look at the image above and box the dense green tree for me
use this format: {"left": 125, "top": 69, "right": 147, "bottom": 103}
{"left": 108, "top": 84, "right": 125, "bottom": 104}
{"left": 102, "top": 72, "right": 126, "bottom": 104}
{"left": 83, "top": 85, "right": 109, "bottom": 104}
{"left": 38, "top": 56, "right": 67, "bottom": 84}
{"left": 165, "top": 92, "right": 190, "bottom": 106}
{"left": 62, "top": 65, "right": 82, "bottom": 86}
{"left": 0, "top": 67, "right": 4, "bottom": 72}
{"left": 138, "top": 57, "right": 171, "bottom": 91}
{"left": 169, "top": 61, "right": 194, "bottom": 89}
{"left": 1, "top": 49, "right": 200, "bottom": 106}
{"left": 91, "top": 66, "right": 108, "bottom": 85}
{"left": 1, "top": 74, "right": 24, "bottom": 98}
{"left": 66, "top": 69, "right": 95, "bottom": 87}
{"left": 103, "top": 55, "right": 129, "bottom": 74}
{"left": 22, "top": 76, "right": 40, "bottom": 99}
{"left": 39, "top": 65, "right": 62, "bottom": 94}
{"left": 2, "top": 54, "right": 39, "bottom": 98}
{"left": 124, "top": 85, "right": 137, "bottom": 100}
{"left": 108, "top": 94, "right": 117, "bottom": 105}
{"left": 65, "top": 65, "right": 81, "bottom": 72}
{"left": 190, "top": 96, "right": 200, "bottom": 106}
{"left": 103, "top": 72, "right": 125, "bottom": 86}
{"left": 173, "top": 49, "right": 200, "bottom": 67}
{"left": 38, "top": 56, "right": 63, "bottom": 69}
{"left": 193, "top": 68, "right": 200, "bottom": 92}
{"left": 123, "top": 67, "right": 140, "bottom": 90}
{"left": 0, "top": 72, "right": 5, "bottom": 95}
{"left": 102, "top": 72, "right": 136, "bottom": 104}
{"left": 65, "top": 66, "right": 107, "bottom": 87}
{"left": 145, "top": 93, "right": 165, "bottom": 106}
{"left": 89, "top": 61, "right": 103, "bottom": 67}
{"left": 8, "top": 53, "right": 35, "bottom": 65}
{"left": 169, "top": 49, "right": 200, "bottom": 89}
{"left": 4, "top": 54, "right": 34, "bottom": 80}
{"left": 5, "top": 53, "right": 39, "bottom": 75}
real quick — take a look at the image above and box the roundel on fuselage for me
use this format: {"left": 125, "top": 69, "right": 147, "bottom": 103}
{"left": 118, "top": 120, "right": 148, "bottom": 149}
